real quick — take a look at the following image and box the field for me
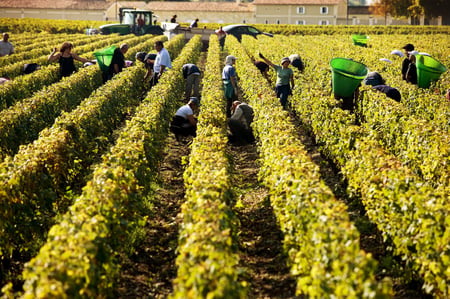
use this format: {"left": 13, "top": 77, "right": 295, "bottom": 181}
{"left": 0, "top": 23, "right": 450, "bottom": 298}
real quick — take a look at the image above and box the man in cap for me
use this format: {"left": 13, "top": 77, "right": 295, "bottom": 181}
{"left": 222, "top": 55, "right": 238, "bottom": 117}
{"left": 401, "top": 43, "right": 415, "bottom": 81}
{"left": 106, "top": 43, "right": 128, "bottom": 81}
{"left": 259, "top": 53, "right": 295, "bottom": 109}
{"left": 170, "top": 97, "right": 200, "bottom": 141}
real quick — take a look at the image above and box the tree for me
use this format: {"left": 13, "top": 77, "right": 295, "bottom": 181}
{"left": 369, "top": 0, "right": 412, "bottom": 18}
{"left": 419, "top": 0, "right": 450, "bottom": 19}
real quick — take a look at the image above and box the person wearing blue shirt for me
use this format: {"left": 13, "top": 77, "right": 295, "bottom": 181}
{"left": 222, "top": 55, "right": 238, "bottom": 117}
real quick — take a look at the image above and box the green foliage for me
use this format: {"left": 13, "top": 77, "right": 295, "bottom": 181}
{"left": 20, "top": 34, "right": 198, "bottom": 298}
{"left": 228, "top": 35, "right": 392, "bottom": 298}
{"left": 0, "top": 18, "right": 109, "bottom": 34}
{"left": 0, "top": 26, "right": 448, "bottom": 298}
{"left": 0, "top": 33, "right": 128, "bottom": 79}
{"left": 172, "top": 35, "right": 246, "bottom": 298}
{"left": 275, "top": 33, "right": 450, "bottom": 297}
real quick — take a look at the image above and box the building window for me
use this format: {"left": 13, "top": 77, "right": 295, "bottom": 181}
{"left": 296, "top": 20, "right": 305, "bottom": 25}
{"left": 319, "top": 20, "right": 329, "bottom": 25}
{"left": 243, "top": 20, "right": 246, "bottom": 24}
{"left": 265, "top": 20, "right": 268, "bottom": 24}
{"left": 297, "top": 6, "right": 305, "bottom": 14}
{"left": 320, "top": 6, "right": 328, "bottom": 14}
{"left": 276, "top": 20, "right": 280, "bottom": 24}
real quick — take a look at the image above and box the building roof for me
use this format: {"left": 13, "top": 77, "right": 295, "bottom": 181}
{"left": 253, "top": 0, "right": 341, "bottom": 4}
{"left": 118, "top": 1, "right": 253, "bottom": 13}
{"left": 0, "top": 0, "right": 109, "bottom": 10}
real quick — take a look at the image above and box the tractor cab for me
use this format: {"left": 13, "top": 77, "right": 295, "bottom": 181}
{"left": 100, "top": 9, "right": 163, "bottom": 36}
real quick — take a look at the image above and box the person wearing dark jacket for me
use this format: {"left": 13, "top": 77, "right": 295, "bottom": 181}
{"left": 136, "top": 52, "right": 157, "bottom": 81}
{"left": 373, "top": 85, "right": 402, "bottom": 102}
{"left": 363, "top": 71, "right": 402, "bottom": 102}
{"left": 401, "top": 43, "right": 414, "bottom": 81}
{"left": 182, "top": 63, "right": 201, "bottom": 100}
{"left": 405, "top": 53, "right": 418, "bottom": 85}
{"left": 108, "top": 43, "right": 128, "bottom": 80}
{"left": 23, "top": 63, "right": 41, "bottom": 74}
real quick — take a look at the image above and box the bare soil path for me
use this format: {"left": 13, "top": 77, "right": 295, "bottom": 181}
{"left": 229, "top": 142, "right": 300, "bottom": 298}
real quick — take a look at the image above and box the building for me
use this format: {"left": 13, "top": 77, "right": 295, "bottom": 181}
{"left": 106, "top": 1, "right": 254, "bottom": 24}
{"left": 252, "top": 0, "right": 345, "bottom": 25}
{"left": 0, "top": 0, "right": 442, "bottom": 26}
{"left": 0, "top": 0, "right": 109, "bottom": 21}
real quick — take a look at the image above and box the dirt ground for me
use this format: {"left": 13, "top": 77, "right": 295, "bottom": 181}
{"left": 114, "top": 50, "right": 431, "bottom": 299}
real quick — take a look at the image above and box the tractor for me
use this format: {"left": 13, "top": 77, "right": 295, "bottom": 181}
{"left": 99, "top": 9, "right": 164, "bottom": 36}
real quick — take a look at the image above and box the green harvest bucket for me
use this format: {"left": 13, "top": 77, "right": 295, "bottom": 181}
{"left": 94, "top": 45, "right": 117, "bottom": 72}
{"left": 351, "top": 34, "right": 369, "bottom": 47}
{"left": 330, "top": 58, "right": 368, "bottom": 98}
{"left": 415, "top": 54, "right": 447, "bottom": 88}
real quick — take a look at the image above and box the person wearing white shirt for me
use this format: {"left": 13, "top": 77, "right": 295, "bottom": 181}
{"left": 151, "top": 40, "right": 172, "bottom": 88}
{"left": 0, "top": 33, "right": 14, "bottom": 57}
{"left": 170, "top": 97, "right": 200, "bottom": 141}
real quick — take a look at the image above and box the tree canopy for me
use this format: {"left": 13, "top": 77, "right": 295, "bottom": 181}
{"left": 370, "top": 0, "right": 449, "bottom": 20}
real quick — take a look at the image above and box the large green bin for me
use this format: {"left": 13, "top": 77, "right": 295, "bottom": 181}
{"left": 351, "top": 34, "right": 369, "bottom": 47}
{"left": 330, "top": 58, "right": 368, "bottom": 98}
{"left": 415, "top": 54, "right": 447, "bottom": 88}
{"left": 94, "top": 45, "right": 117, "bottom": 72}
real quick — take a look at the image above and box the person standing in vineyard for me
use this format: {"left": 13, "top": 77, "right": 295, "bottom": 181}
{"left": 222, "top": 55, "right": 238, "bottom": 117}
{"left": 258, "top": 53, "right": 294, "bottom": 110}
{"left": 405, "top": 52, "right": 418, "bottom": 85}
{"left": 107, "top": 43, "right": 129, "bottom": 80}
{"left": 48, "top": 42, "right": 92, "bottom": 78}
{"left": 401, "top": 43, "right": 415, "bottom": 81}
{"left": 150, "top": 41, "right": 172, "bottom": 88}
{"left": 215, "top": 26, "right": 226, "bottom": 50}
{"left": 0, "top": 33, "right": 14, "bottom": 57}
{"left": 182, "top": 63, "right": 201, "bottom": 100}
